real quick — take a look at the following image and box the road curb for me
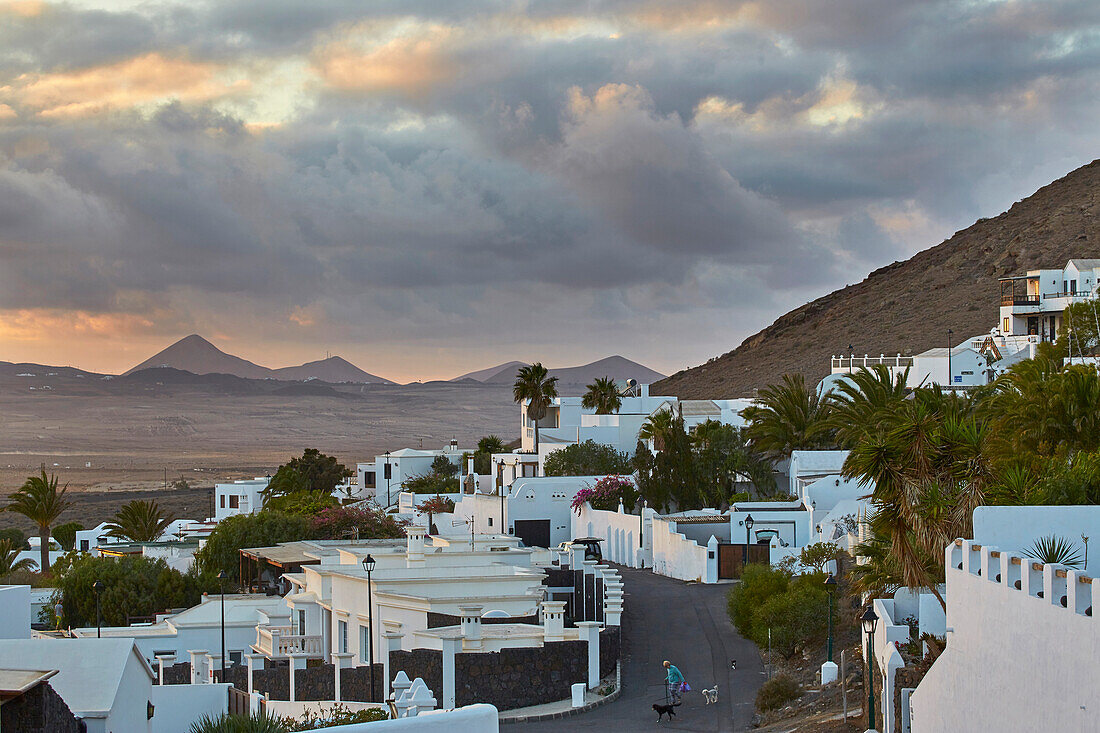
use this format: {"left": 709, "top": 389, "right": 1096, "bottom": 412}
{"left": 500, "top": 662, "right": 621, "bottom": 724}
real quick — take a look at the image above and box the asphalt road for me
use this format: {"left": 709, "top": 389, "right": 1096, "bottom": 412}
{"left": 515, "top": 568, "right": 763, "bottom": 732}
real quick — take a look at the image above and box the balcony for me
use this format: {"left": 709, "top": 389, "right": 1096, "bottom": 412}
{"left": 1001, "top": 294, "right": 1040, "bottom": 306}
{"left": 252, "top": 625, "right": 325, "bottom": 659}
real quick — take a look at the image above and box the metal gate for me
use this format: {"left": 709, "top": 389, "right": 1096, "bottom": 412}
{"left": 228, "top": 686, "right": 250, "bottom": 716}
{"left": 514, "top": 519, "right": 551, "bottom": 548}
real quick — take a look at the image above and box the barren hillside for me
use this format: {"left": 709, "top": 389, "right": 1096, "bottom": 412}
{"left": 654, "top": 159, "right": 1100, "bottom": 398}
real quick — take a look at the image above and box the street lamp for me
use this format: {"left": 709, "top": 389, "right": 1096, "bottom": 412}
{"left": 743, "top": 515, "right": 755, "bottom": 564}
{"left": 384, "top": 451, "right": 391, "bottom": 508}
{"left": 362, "top": 555, "right": 377, "bottom": 702}
{"left": 947, "top": 329, "right": 954, "bottom": 387}
{"left": 217, "top": 571, "right": 227, "bottom": 682}
{"left": 92, "top": 581, "right": 104, "bottom": 638}
{"left": 824, "top": 575, "right": 837, "bottom": 663}
{"left": 847, "top": 344, "right": 854, "bottom": 373}
{"left": 861, "top": 606, "right": 879, "bottom": 732}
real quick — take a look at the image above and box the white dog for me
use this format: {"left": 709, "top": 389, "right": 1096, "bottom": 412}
{"left": 701, "top": 684, "right": 719, "bottom": 705}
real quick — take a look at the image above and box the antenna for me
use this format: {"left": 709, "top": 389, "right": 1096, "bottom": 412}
{"left": 452, "top": 516, "right": 475, "bottom": 550}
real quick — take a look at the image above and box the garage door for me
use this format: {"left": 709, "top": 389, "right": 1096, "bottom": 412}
{"left": 513, "top": 519, "right": 552, "bottom": 548}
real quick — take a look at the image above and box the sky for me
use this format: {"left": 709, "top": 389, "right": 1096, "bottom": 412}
{"left": 1, "top": 0, "right": 1099, "bottom": 382}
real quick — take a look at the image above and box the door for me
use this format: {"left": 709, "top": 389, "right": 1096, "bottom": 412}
{"left": 513, "top": 519, "right": 551, "bottom": 548}
{"left": 718, "top": 544, "right": 740, "bottom": 579}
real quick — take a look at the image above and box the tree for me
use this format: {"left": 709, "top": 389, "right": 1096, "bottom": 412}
{"left": 1057, "top": 300, "right": 1100, "bottom": 357}
{"left": 692, "top": 420, "right": 777, "bottom": 501}
{"left": 472, "top": 436, "right": 505, "bottom": 475}
{"left": 513, "top": 363, "right": 559, "bottom": 455}
{"left": 106, "top": 500, "right": 175, "bottom": 542}
{"left": 570, "top": 475, "right": 638, "bottom": 513}
{"left": 639, "top": 408, "right": 677, "bottom": 451}
{"left": 827, "top": 365, "right": 911, "bottom": 449}
{"left": 0, "top": 539, "right": 37, "bottom": 576}
{"left": 264, "top": 491, "right": 339, "bottom": 516}
{"left": 311, "top": 505, "right": 406, "bottom": 541}
{"left": 264, "top": 449, "right": 352, "bottom": 497}
{"left": 742, "top": 374, "right": 834, "bottom": 462}
{"left": 798, "top": 542, "right": 842, "bottom": 573}
{"left": 52, "top": 522, "right": 83, "bottom": 552}
{"left": 430, "top": 455, "right": 457, "bottom": 477}
{"left": 415, "top": 495, "right": 455, "bottom": 534}
{"left": 582, "top": 376, "right": 622, "bottom": 415}
{"left": 194, "top": 512, "right": 315, "bottom": 582}
{"left": 543, "top": 440, "right": 633, "bottom": 477}
{"left": 6, "top": 470, "right": 72, "bottom": 573}
{"left": 0, "top": 528, "right": 27, "bottom": 550}
{"left": 57, "top": 553, "right": 214, "bottom": 627}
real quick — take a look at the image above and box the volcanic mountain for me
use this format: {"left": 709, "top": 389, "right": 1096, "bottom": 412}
{"left": 454, "top": 356, "right": 665, "bottom": 386}
{"left": 125, "top": 335, "right": 392, "bottom": 383}
{"left": 654, "top": 158, "right": 1100, "bottom": 398}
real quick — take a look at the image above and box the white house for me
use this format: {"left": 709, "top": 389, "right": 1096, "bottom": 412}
{"left": 0, "top": 637, "right": 156, "bottom": 733}
{"left": 520, "top": 384, "right": 754, "bottom": 457}
{"left": 213, "top": 478, "right": 271, "bottom": 521}
{"left": 455, "top": 475, "right": 602, "bottom": 548}
{"left": 0, "top": 585, "right": 31, "bottom": 639}
{"left": 70, "top": 593, "right": 290, "bottom": 668}
{"left": 998, "top": 258, "right": 1100, "bottom": 343}
{"left": 357, "top": 444, "right": 472, "bottom": 509}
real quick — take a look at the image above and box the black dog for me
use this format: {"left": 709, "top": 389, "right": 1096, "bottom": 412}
{"left": 653, "top": 702, "right": 679, "bottom": 722}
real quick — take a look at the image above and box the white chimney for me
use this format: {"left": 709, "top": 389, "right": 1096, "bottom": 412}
{"left": 406, "top": 525, "right": 426, "bottom": 566}
{"left": 542, "top": 601, "right": 566, "bottom": 642}
{"left": 640, "top": 383, "right": 649, "bottom": 398}
{"left": 460, "top": 605, "right": 483, "bottom": 650}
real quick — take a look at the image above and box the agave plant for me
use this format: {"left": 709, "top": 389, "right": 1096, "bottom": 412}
{"left": 187, "top": 712, "right": 288, "bottom": 733}
{"left": 1023, "top": 535, "right": 1084, "bottom": 568}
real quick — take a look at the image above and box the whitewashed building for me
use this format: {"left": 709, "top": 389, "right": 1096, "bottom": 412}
{"left": 357, "top": 444, "right": 472, "bottom": 509}
{"left": 213, "top": 478, "right": 271, "bottom": 521}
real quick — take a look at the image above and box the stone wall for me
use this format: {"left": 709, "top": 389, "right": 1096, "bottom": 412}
{"left": 389, "top": 648, "right": 443, "bottom": 699}
{"left": 455, "top": 640, "right": 587, "bottom": 711}
{"left": 0, "top": 682, "right": 81, "bottom": 733}
{"left": 893, "top": 665, "right": 926, "bottom": 733}
{"left": 599, "top": 627, "right": 619, "bottom": 679}
{"left": 162, "top": 661, "right": 383, "bottom": 702}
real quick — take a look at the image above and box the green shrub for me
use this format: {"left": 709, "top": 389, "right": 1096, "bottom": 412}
{"left": 726, "top": 563, "right": 790, "bottom": 636}
{"left": 52, "top": 522, "right": 84, "bottom": 552}
{"left": 283, "top": 703, "right": 389, "bottom": 730}
{"left": 749, "top": 584, "right": 829, "bottom": 659}
{"left": 401, "top": 472, "right": 460, "bottom": 494}
{"left": 544, "top": 440, "right": 633, "bottom": 477}
{"left": 194, "top": 512, "right": 315, "bottom": 582}
{"left": 755, "top": 673, "right": 801, "bottom": 712}
{"left": 263, "top": 491, "right": 339, "bottom": 517}
{"left": 188, "top": 712, "right": 288, "bottom": 733}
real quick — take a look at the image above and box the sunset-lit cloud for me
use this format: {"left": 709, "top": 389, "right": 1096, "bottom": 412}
{"left": 0, "top": 0, "right": 1098, "bottom": 380}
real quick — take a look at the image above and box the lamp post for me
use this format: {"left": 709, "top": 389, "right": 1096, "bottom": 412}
{"left": 362, "top": 555, "right": 377, "bottom": 702}
{"left": 947, "top": 329, "right": 954, "bottom": 387}
{"left": 743, "top": 514, "right": 755, "bottom": 564}
{"left": 92, "top": 580, "right": 104, "bottom": 638}
{"left": 217, "top": 571, "right": 227, "bottom": 682}
{"left": 861, "top": 606, "right": 879, "bottom": 732}
{"left": 848, "top": 344, "right": 854, "bottom": 373}
{"left": 384, "top": 451, "right": 391, "bottom": 508}
{"left": 824, "top": 575, "right": 837, "bottom": 663}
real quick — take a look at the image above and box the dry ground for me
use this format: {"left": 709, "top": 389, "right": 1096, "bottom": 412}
{"left": 0, "top": 383, "right": 516, "bottom": 531}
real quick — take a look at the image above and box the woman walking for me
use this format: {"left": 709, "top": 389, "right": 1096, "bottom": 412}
{"left": 663, "top": 660, "right": 685, "bottom": 703}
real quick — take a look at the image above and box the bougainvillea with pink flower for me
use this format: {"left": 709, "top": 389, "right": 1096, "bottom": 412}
{"left": 571, "top": 475, "right": 638, "bottom": 514}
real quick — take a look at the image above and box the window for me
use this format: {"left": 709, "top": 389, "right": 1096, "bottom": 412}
{"left": 365, "top": 472, "right": 376, "bottom": 488}
{"left": 383, "top": 464, "right": 391, "bottom": 480}
{"left": 153, "top": 649, "right": 175, "bottom": 659}
{"left": 297, "top": 610, "right": 306, "bottom": 635}
{"left": 229, "top": 650, "right": 243, "bottom": 665}
{"left": 80, "top": 540, "right": 89, "bottom": 552}
{"left": 488, "top": 517, "right": 493, "bottom": 527}
{"left": 229, "top": 495, "right": 239, "bottom": 509}
{"left": 359, "top": 625, "right": 371, "bottom": 664}
{"left": 1071, "top": 280, "right": 1077, "bottom": 294}
{"left": 338, "top": 620, "right": 348, "bottom": 654}
{"left": 1003, "top": 317, "right": 1010, "bottom": 332}
{"left": 220, "top": 495, "right": 226, "bottom": 508}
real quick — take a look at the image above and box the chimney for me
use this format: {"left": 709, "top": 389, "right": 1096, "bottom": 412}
{"left": 640, "top": 383, "right": 649, "bottom": 398}
{"left": 459, "top": 605, "right": 483, "bottom": 650}
{"left": 406, "top": 525, "right": 426, "bottom": 566}
{"left": 542, "top": 601, "right": 566, "bottom": 642}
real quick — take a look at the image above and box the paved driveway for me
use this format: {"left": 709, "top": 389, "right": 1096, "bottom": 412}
{"left": 514, "top": 568, "right": 762, "bottom": 732}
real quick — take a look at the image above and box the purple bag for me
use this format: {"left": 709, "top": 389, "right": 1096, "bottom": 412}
{"left": 681, "top": 681, "right": 691, "bottom": 692}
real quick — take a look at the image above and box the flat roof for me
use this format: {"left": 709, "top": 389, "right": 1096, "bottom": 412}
{"left": 0, "top": 669, "right": 56, "bottom": 696}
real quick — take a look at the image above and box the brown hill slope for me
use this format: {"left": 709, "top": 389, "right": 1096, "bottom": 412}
{"left": 654, "top": 159, "right": 1100, "bottom": 398}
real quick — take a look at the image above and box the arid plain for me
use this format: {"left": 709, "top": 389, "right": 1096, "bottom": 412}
{"left": 0, "top": 374, "right": 516, "bottom": 531}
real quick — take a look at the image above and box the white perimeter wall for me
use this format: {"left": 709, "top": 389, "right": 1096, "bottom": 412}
{"left": 151, "top": 683, "right": 230, "bottom": 733}
{"left": 0, "top": 585, "right": 31, "bottom": 638}
{"left": 320, "top": 704, "right": 498, "bottom": 733}
{"left": 910, "top": 540, "right": 1100, "bottom": 732}
{"left": 651, "top": 518, "right": 706, "bottom": 582}
{"left": 571, "top": 504, "right": 644, "bottom": 567}
{"left": 973, "top": 505, "right": 1100, "bottom": 576}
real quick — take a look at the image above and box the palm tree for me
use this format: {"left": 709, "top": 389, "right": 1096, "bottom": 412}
{"left": 513, "top": 363, "right": 559, "bottom": 455}
{"left": 0, "top": 539, "right": 37, "bottom": 576}
{"left": 6, "top": 470, "right": 71, "bottom": 572}
{"left": 477, "top": 435, "right": 506, "bottom": 454}
{"left": 639, "top": 408, "right": 677, "bottom": 451}
{"left": 742, "top": 373, "right": 834, "bottom": 462}
{"left": 582, "top": 376, "right": 622, "bottom": 415}
{"left": 827, "top": 365, "right": 910, "bottom": 448}
{"left": 105, "top": 499, "right": 175, "bottom": 542}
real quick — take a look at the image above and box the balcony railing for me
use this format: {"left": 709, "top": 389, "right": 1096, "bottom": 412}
{"left": 253, "top": 625, "right": 325, "bottom": 659}
{"left": 1000, "top": 295, "right": 1040, "bottom": 306}
{"left": 1042, "top": 291, "right": 1094, "bottom": 300}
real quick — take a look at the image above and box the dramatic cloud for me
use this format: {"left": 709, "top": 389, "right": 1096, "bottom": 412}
{"left": 1, "top": 0, "right": 1099, "bottom": 380}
